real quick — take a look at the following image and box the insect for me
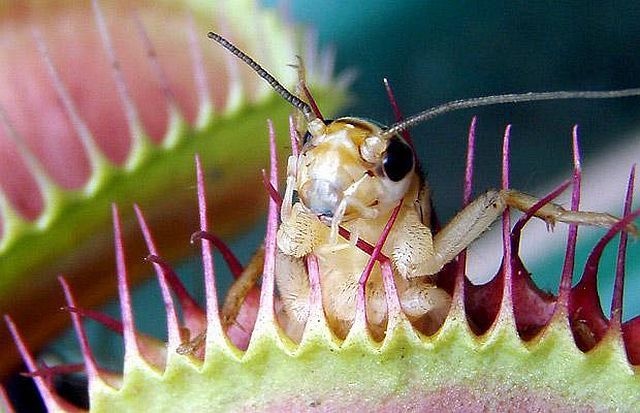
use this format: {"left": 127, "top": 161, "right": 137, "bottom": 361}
{"left": 195, "top": 32, "right": 640, "bottom": 344}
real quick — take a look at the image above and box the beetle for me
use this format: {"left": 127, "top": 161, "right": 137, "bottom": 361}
{"left": 187, "top": 32, "right": 640, "bottom": 345}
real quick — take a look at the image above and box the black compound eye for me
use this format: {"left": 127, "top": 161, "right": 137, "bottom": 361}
{"left": 382, "top": 137, "right": 414, "bottom": 182}
{"left": 302, "top": 131, "right": 313, "bottom": 145}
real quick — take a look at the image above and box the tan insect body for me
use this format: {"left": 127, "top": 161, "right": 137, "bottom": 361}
{"left": 194, "top": 31, "right": 639, "bottom": 349}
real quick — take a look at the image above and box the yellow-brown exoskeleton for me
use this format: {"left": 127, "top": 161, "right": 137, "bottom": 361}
{"left": 205, "top": 31, "right": 640, "bottom": 342}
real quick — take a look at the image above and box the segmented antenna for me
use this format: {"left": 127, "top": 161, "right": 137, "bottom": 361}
{"left": 382, "top": 88, "right": 640, "bottom": 139}
{"left": 207, "top": 31, "right": 315, "bottom": 121}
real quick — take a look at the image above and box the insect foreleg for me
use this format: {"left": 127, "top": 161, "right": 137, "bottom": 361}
{"left": 394, "top": 190, "right": 507, "bottom": 278}
{"left": 399, "top": 282, "right": 451, "bottom": 333}
{"left": 275, "top": 253, "right": 310, "bottom": 340}
{"left": 277, "top": 202, "right": 324, "bottom": 257}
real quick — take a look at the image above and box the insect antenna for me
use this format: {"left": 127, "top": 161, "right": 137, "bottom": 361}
{"left": 207, "top": 31, "right": 316, "bottom": 121}
{"left": 381, "top": 88, "right": 640, "bottom": 139}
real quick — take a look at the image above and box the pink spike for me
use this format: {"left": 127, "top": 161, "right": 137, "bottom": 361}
{"left": 187, "top": 14, "right": 212, "bottom": 115}
{"left": 463, "top": 117, "right": 477, "bottom": 207}
{"left": 352, "top": 201, "right": 402, "bottom": 336}
{"left": 336, "top": 224, "right": 391, "bottom": 260}
{"left": 190, "top": 231, "right": 244, "bottom": 279}
{"left": 319, "top": 44, "right": 336, "bottom": 87}
{"left": 262, "top": 169, "right": 284, "bottom": 207}
{"left": 301, "top": 82, "right": 323, "bottom": 121}
{"left": 134, "top": 205, "right": 181, "bottom": 348}
{"left": 305, "top": 254, "right": 323, "bottom": 320}
{"left": 32, "top": 28, "right": 104, "bottom": 172}
{"left": 92, "top": 0, "right": 143, "bottom": 136}
{"left": 454, "top": 117, "right": 477, "bottom": 304}
{"left": 570, "top": 207, "right": 640, "bottom": 351}
{"left": 501, "top": 125, "right": 512, "bottom": 190}
{"left": 195, "top": 155, "right": 223, "bottom": 341}
{"left": 500, "top": 125, "right": 514, "bottom": 308}
{"left": 288, "top": 115, "right": 300, "bottom": 159}
{"left": 610, "top": 165, "right": 636, "bottom": 328}
{"left": 358, "top": 201, "right": 403, "bottom": 287}
{"left": 0, "top": 385, "right": 15, "bottom": 413}
{"left": 21, "top": 363, "right": 85, "bottom": 378}
{"left": 4, "top": 316, "right": 77, "bottom": 412}
{"left": 111, "top": 204, "right": 141, "bottom": 360}
{"left": 63, "top": 306, "right": 123, "bottom": 335}
{"left": 144, "top": 255, "right": 205, "bottom": 333}
{"left": 133, "top": 13, "right": 179, "bottom": 113}
{"left": 510, "top": 181, "right": 571, "bottom": 339}
{"left": 511, "top": 180, "right": 572, "bottom": 244}
{"left": 461, "top": 124, "right": 516, "bottom": 336}
{"left": 257, "top": 121, "right": 279, "bottom": 323}
{"left": 381, "top": 260, "right": 402, "bottom": 322}
{"left": 303, "top": 29, "right": 318, "bottom": 82}
{"left": 558, "top": 126, "right": 583, "bottom": 308}
{"left": 59, "top": 277, "right": 101, "bottom": 382}
{"left": 383, "top": 78, "right": 414, "bottom": 149}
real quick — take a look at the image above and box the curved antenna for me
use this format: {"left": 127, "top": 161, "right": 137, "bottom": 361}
{"left": 207, "top": 31, "right": 315, "bottom": 121}
{"left": 381, "top": 88, "right": 640, "bottom": 139}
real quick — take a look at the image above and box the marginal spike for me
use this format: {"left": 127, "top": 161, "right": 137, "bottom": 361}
{"left": 215, "top": 26, "right": 245, "bottom": 113}
{"left": 133, "top": 13, "right": 185, "bottom": 149}
{"left": 356, "top": 200, "right": 403, "bottom": 336}
{"left": 187, "top": 13, "right": 214, "bottom": 127}
{"left": 610, "top": 165, "right": 635, "bottom": 328}
{"left": 134, "top": 205, "right": 181, "bottom": 349}
{"left": 495, "top": 125, "right": 516, "bottom": 332}
{"left": 358, "top": 201, "right": 403, "bottom": 291}
{"left": 303, "top": 254, "right": 325, "bottom": 333}
{"left": 32, "top": 27, "right": 112, "bottom": 194}
{"left": 318, "top": 44, "right": 335, "bottom": 87}
{"left": 190, "top": 231, "right": 243, "bottom": 279}
{"left": 510, "top": 180, "right": 571, "bottom": 338}
{"left": 570, "top": 207, "right": 640, "bottom": 351}
{"left": 255, "top": 120, "right": 279, "bottom": 329}
{"left": 0, "top": 189, "right": 29, "bottom": 251}
{"left": 92, "top": 0, "right": 149, "bottom": 169}
{"left": 4, "top": 315, "right": 76, "bottom": 412}
{"left": 63, "top": 306, "right": 123, "bottom": 335}
{"left": 194, "top": 155, "right": 225, "bottom": 354}
{"left": 288, "top": 114, "right": 301, "bottom": 158}
{"left": 111, "top": 204, "right": 142, "bottom": 366}
{"left": 383, "top": 77, "right": 414, "bottom": 150}
{"left": 558, "top": 126, "right": 583, "bottom": 309}
{"left": 0, "top": 385, "right": 15, "bottom": 413}
{"left": 452, "top": 117, "right": 477, "bottom": 312}
{"left": 302, "top": 29, "right": 318, "bottom": 83}
{"left": 58, "top": 277, "right": 102, "bottom": 385}
{"left": 0, "top": 104, "right": 63, "bottom": 228}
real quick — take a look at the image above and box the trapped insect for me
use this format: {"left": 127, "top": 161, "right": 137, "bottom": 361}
{"left": 181, "top": 32, "right": 640, "bottom": 347}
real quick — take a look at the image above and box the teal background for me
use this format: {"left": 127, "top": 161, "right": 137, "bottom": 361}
{"left": 51, "top": 0, "right": 640, "bottom": 370}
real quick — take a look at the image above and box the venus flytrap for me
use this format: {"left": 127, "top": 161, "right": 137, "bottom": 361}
{"left": 0, "top": 0, "right": 345, "bottom": 376}
{"left": 5, "top": 115, "right": 640, "bottom": 411}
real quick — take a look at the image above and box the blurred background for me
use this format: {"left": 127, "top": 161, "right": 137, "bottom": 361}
{"left": 7, "top": 0, "right": 640, "bottom": 410}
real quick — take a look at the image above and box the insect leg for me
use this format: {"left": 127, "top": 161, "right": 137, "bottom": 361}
{"left": 277, "top": 202, "right": 324, "bottom": 257}
{"left": 281, "top": 155, "right": 297, "bottom": 219}
{"left": 503, "top": 189, "right": 636, "bottom": 233}
{"left": 177, "top": 246, "right": 266, "bottom": 355}
{"left": 394, "top": 190, "right": 506, "bottom": 278}
{"left": 275, "top": 252, "right": 310, "bottom": 341}
{"left": 221, "top": 245, "right": 266, "bottom": 328}
{"left": 401, "top": 188, "right": 635, "bottom": 278}
{"left": 399, "top": 281, "right": 451, "bottom": 334}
